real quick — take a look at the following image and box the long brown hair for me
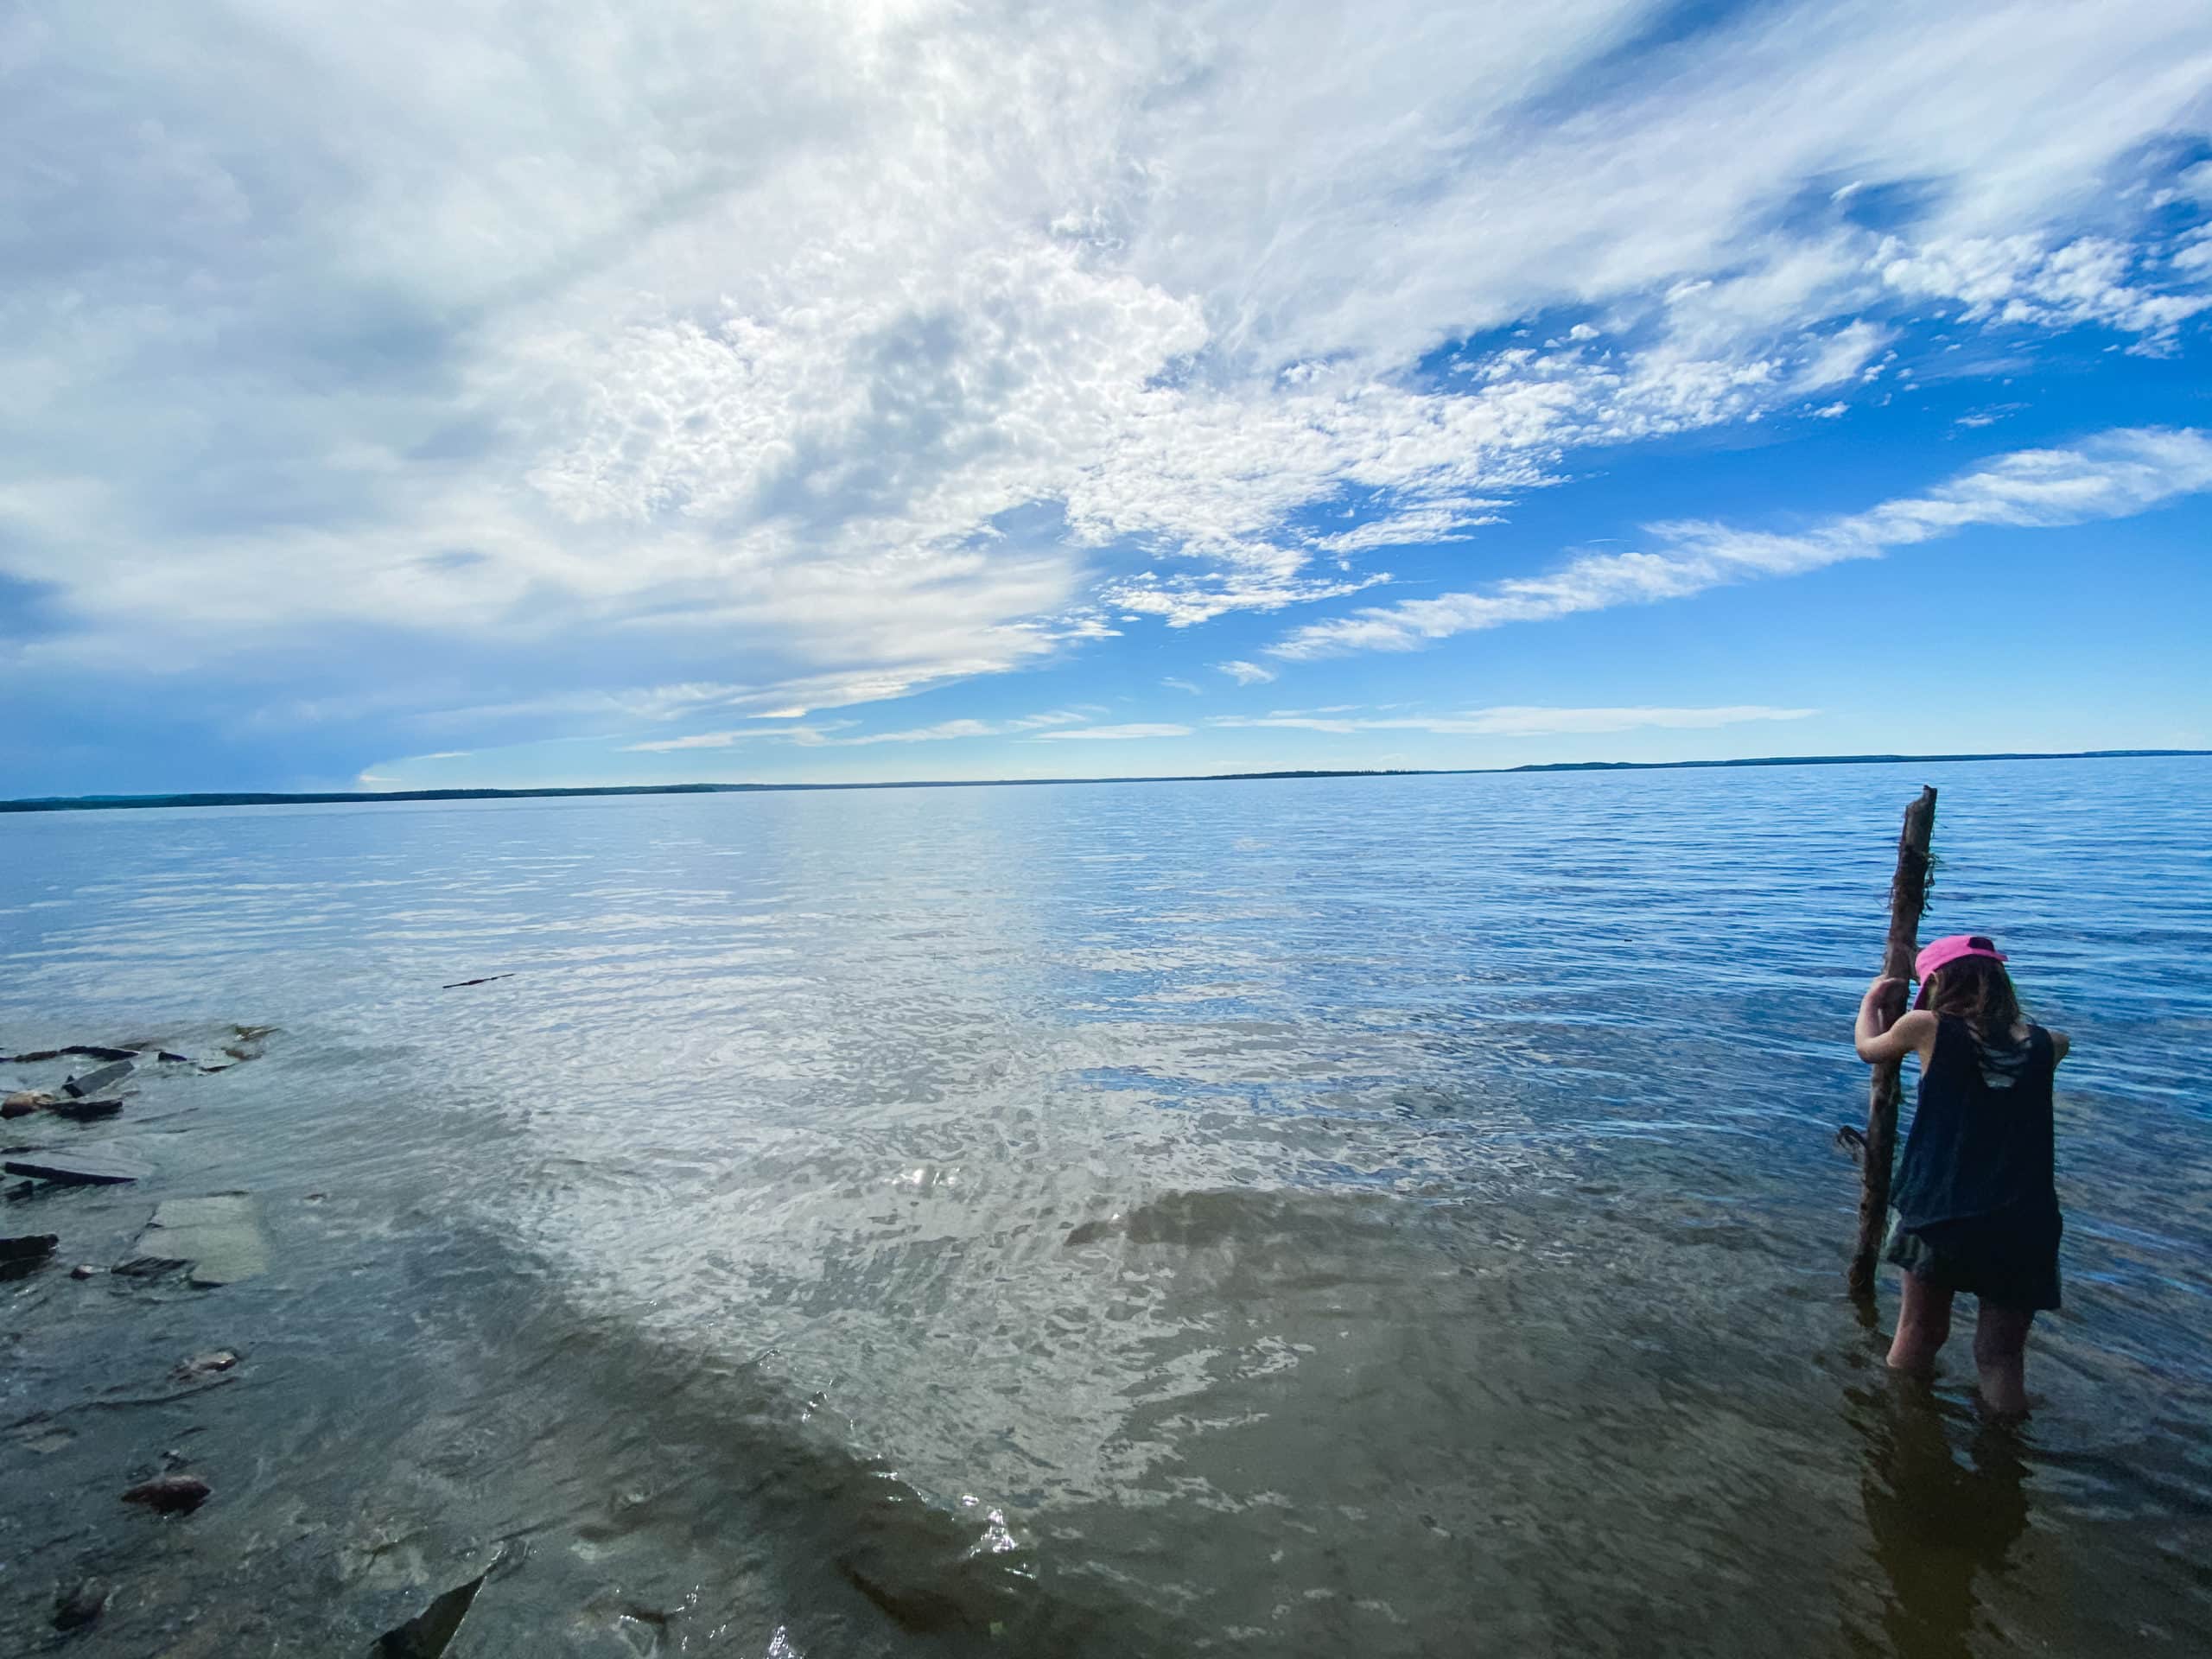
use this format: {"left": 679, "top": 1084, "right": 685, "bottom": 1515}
{"left": 1924, "top": 949, "right": 2024, "bottom": 1044}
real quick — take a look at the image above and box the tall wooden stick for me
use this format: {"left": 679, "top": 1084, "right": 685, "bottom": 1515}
{"left": 1848, "top": 785, "right": 1938, "bottom": 1298}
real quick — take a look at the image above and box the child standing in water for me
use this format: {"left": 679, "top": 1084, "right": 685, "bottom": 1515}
{"left": 1854, "top": 935, "right": 2069, "bottom": 1416}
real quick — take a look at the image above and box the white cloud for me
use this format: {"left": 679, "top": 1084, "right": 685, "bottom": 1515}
{"left": 3, "top": 1, "right": 2210, "bottom": 768}
{"left": 1217, "top": 659, "right": 1277, "bottom": 685}
{"left": 1161, "top": 677, "right": 1203, "bottom": 695}
{"left": 624, "top": 725, "right": 817, "bottom": 753}
{"left": 625, "top": 709, "right": 1090, "bottom": 751}
{"left": 1105, "top": 565, "right": 1389, "bottom": 628}
{"left": 1796, "top": 321, "right": 1892, "bottom": 391}
{"left": 1030, "top": 723, "right": 1193, "bottom": 741}
{"left": 1878, "top": 235, "right": 2212, "bottom": 344}
{"left": 1307, "top": 500, "right": 1505, "bottom": 555}
{"left": 1211, "top": 705, "right": 1818, "bottom": 737}
{"left": 1274, "top": 427, "right": 2212, "bottom": 658}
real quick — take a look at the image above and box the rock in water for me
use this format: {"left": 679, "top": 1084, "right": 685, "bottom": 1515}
{"left": 175, "top": 1350, "right": 241, "bottom": 1379}
{"left": 49, "top": 1095, "right": 126, "bottom": 1122}
{"left": 1, "top": 1233, "right": 60, "bottom": 1278}
{"left": 122, "top": 1474, "right": 211, "bottom": 1514}
{"left": 3, "top": 1148, "right": 153, "bottom": 1185}
{"left": 62, "top": 1059, "right": 136, "bottom": 1099}
{"left": 370, "top": 1572, "right": 488, "bottom": 1657}
{"left": 54, "top": 1578, "right": 112, "bottom": 1630}
{"left": 126, "top": 1195, "right": 270, "bottom": 1286}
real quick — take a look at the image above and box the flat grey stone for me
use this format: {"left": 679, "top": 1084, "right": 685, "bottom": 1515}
{"left": 128, "top": 1193, "right": 269, "bottom": 1286}
{"left": 3, "top": 1148, "right": 153, "bottom": 1185}
{"left": 63, "top": 1059, "right": 136, "bottom": 1099}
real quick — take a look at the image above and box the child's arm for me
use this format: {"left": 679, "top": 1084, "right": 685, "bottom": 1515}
{"left": 2050, "top": 1029, "right": 2070, "bottom": 1064}
{"left": 1854, "top": 976, "right": 1937, "bottom": 1065}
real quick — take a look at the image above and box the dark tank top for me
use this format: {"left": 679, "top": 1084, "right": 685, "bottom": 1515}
{"left": 1891, "top": 1014, "right": 2057, "bottom": 1228}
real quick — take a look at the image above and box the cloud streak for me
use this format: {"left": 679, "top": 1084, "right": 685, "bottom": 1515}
{"left": 1211, "top": 705, "right": 1818, "bottom": 738}
{"left": 1216, "top": 660, "right": 1278, "bottom": 686}
{"left": 1031, "top": 723, "right": 1193, "bottom": 741}
{"left": 625, "top": 710, "right": 1093, "bottom": 752}
{"left": 1273, "top": 428, "right": 2212, "bottom": 658}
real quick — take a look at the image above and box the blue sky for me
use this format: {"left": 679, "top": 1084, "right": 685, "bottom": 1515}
{"left": 4, "top": 2, "right": 2210, "bottom": 796}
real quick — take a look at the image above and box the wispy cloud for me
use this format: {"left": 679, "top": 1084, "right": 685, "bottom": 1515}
{"left": 1211, "top": 705, "right": 1818, "bottom": 738}
{"left": 1030, "top": 723, "right": 1192, "bottom": 741}
{"left": 1274, "top": 428, "right": 2212, "bottom": 658}
{"left": 1217, "top": 660, "right": 1278, "bottom": 686}
{"left": 623, "top": 726, "right": 817, "bottom": 753}
{"left": 623, "top": 709, "right": 1093, "bottom": 753}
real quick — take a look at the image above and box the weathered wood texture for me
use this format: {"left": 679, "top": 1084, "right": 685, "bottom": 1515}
{"left": 1848, "top": 785, "right": 1938, "bottom": 1297}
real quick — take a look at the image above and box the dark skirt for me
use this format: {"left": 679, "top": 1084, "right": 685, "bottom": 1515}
{"left": 1885, "top": 1199, "right": 2063, "bottom": 1311}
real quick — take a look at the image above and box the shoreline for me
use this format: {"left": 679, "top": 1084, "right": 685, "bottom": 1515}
{"left": 4, "top": 747, "right": 2205, "bottom": 816}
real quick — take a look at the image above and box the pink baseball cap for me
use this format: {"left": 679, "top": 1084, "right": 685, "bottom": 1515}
{"left": 1913, "top": 933, "right": 2007, "bottom": 1007}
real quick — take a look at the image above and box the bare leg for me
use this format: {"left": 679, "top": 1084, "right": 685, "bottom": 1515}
{"left": 1973, "top": 1304, "right": 2034, "bottom": 1418}
{"left": 1888, "top": 1270, "right": 1954, "bottom": 1374}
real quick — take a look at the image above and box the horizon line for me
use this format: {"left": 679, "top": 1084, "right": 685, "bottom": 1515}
{"left": 5, "top": 747, "right": 2207, "bottom": 816}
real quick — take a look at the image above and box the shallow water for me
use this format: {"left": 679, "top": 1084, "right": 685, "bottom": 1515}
{"left": 3, "top": 758, "right": 2209, "bottom": 1656}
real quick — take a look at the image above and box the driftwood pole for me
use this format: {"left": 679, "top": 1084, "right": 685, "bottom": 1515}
{"left": 1848, "top": 785, "right": 1938, "bottom": 1298}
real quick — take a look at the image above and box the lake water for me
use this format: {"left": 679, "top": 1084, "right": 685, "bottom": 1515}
{"left": 3, "top": 758, "right": 2209, "bottom": 1656}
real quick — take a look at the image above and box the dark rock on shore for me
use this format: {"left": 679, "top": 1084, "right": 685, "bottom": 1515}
{"left": 2, "top": 1232, "right": 60, "bottom": 1277}
{"left": 3, "top": 1043, "right": 195, "bottom": 1064}
{"left": 54, "top": 1577, "right": 113, "bottom": 1630}
{"left": 370, "top": 1570, "right": 487, "bottom": 1657}
{"left": 122, "top": 1473, "right": 212, "bottom": 1514}
{"left": 3, "top": 1084, "right": 125, "bottom": 1121}
{"left": 3, "top": 1148, "right": 153, "bottom": 1185}
{"left": 49, "top": 1094, "right": 127, "bottom": 1122}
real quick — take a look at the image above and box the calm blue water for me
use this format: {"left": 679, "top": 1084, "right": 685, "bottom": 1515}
{"left": 3, "top": 758, "right": 2208, "bottom": 1656}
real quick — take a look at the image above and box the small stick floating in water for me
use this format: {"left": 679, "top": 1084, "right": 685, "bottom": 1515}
{"left": 441, "top": 973, "right": 516, "bottom": 989}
